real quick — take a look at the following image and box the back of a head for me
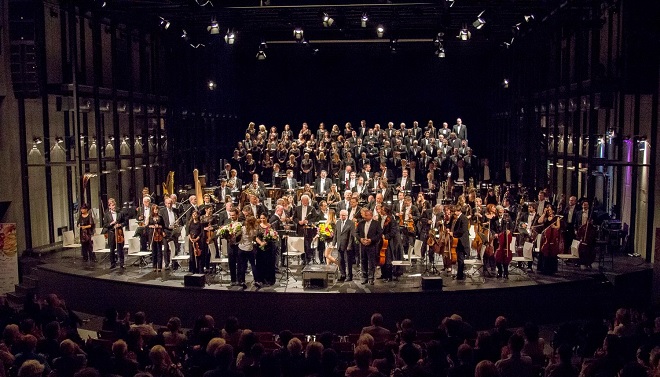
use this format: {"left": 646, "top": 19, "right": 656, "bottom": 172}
{"left": 214, "top": 344, "right": 234, "bottom": 371}
{"left": 523, "top": 322, "right": 539, "bottom": 342}
{"left": 60, "top": 339, "right": 77, "bottom": 356}
{"left": 134, "top": 312, "right": 146, "bottom": 325}
{"left": 17, "top": 360, "right": 45, "bottom": 377}
{"left": 619, "top": 361, "right": 649, "bottom": 377}
{"left": 166, "top": 317, "right": 181, "bottom": 332}
{"left": 399, "top": 343, "right": 421, "bottom": 367}
{"left": 616, "top": 308, "right": 631, "bottom": 325}
{"left": 401, "top": 318, "right": 414, "bottom": 330}
{"left": 557, "top": 344, "right": 573, "bottom": 364}
{"left": 508, "top": 333, "right": 525, "bottom": 354}
{"left": 475, "top": 360, "right": 498, "bottom": 377}
{"left": 456, "top": 343, "right": 473, "bottom": 364}
{"left": 43, "top": 321, "right": 60, "bottom": 340}
{"left": 401, "top": 328, "right": 417, "bottom": 344}
{"left": 206, "top": 337, "right": 227, "bottom": 356}
{"left": 353, "top": 345, "right": 373, "bottom": 369}
{"left": 357, "top": 333, "right": 374, "bottom": 350}
{"left": 73, "top": 368, "right": 101, "bottom": 377}
{"left": 224, "top": 316, "right": 239, "bottom": 334}
{"left": 21, "top": 334, "right": 38, "bottom": 352}
{"left": 316, "top": 331, "right": 334, "bottom": 349}
{"left": 287, "top": 337, "right": 303, "bottom": 355}
{"left": 112, "top": 340, "right": 128, "bottom": 358}
{"left": 279, "top": 330, "right": 293, "bottom": 347}
{"left": 149, "top": 345, "right": 170, "bottom": 367}
{"left": 371, "top": 313, "right": 384, "bottom": 327}
{"left": 495, "top": 316, "right": 508, "bottom": 330}
{"left": 321, "top": 348, "right": 338, "bottom": 371}
{"left": 305, "top": 341, "right": 324, "bottom": 361}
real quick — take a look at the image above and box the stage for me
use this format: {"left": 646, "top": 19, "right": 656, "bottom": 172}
{"left": 30, "top": 250, "right": 652, "bottom": 334}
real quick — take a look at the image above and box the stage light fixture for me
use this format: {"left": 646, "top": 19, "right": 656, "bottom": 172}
{"left": 502, "top": 78, "right": 509, "bottom": 88}
{"left": 434, "top": 32, "right": 444, "bottom": 46}
{"left": 446, "top": 0, "right": 456, "bottom": 7}
{"left": 376, "top": 25, "right": 384, "bottom": 38}
{"left": 458, "top": 27, "right": 470, "bottom": 41}
{"left": 436, "top": 46, "right": 446, "bottom": 58}
{"left": 293, "top": 27, "right": 304, "bottom": 41}
{"left": 208, "top": 18, "right": 220, "bottom": 35}
{"left": 181, "top": 30, "right": 189, "bottom": 40}
{"left": 524, "top": 14, "right": 535, "bottom": 22}
{"left": 256, "top": 42, "right": 267, "bottom": 60}
{"left": 207, "top": 80, "right": 217, "bottom": 90}
{"left": 390, "top": 39, "right": 398, "bottom": 54}
{"left": 473, "top": 11, "right": 486, "bottom": 29}
{"left": 159, "top": 17, "right": 170, "bottom": 30}
{"left": 224, "top": 30, "right": 236, "bottom": 44}
{"left": 322, "top": 13, "right": 334, "bottom": 27}
{"left": 361, "top": 13, "right": 369, "bottom": 28}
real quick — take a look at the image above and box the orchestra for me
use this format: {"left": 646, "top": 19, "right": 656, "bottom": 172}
{"left": 88, "top": 119, "right": 595, "bottom": 286}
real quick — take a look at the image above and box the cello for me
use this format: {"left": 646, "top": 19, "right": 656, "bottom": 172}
{"left": 576, "top": 200, "right": 597, "bottom": 266}
{"left": 379, "top": 216, "right": 391, "bottom": 266}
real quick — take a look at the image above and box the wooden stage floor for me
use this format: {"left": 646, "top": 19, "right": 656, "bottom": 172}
{"left": 33, "top": 250, "right": 652, "bottom": 334}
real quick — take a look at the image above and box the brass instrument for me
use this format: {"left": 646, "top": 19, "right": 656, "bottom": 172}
{"left": 162, "top": 171, "right": 175, "bottom": 197}
{"left": 193, "top": 169, "right": 204, "bottom": 206}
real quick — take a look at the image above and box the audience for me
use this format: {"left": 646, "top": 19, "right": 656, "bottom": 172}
{"left": 1, "top": 294, "right": 658, "bottom": 377}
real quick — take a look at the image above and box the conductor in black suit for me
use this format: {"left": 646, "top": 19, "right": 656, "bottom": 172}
{"left": 334, "top": 209, "right": 355, "bottom": 281}
{"left": 449, "top": 205, "right": 470, "bottom": 280}
{"left": 103, "top": 198, "right": 126, "bottom": 269}
{"left": 294, "top": 194, "right": 318, "bottom": 264}
{"left": 356, "top": 208, "right": 383, "bottom": 285}
{"left": 159, "top": 197, "right": 181, "bottom": 268}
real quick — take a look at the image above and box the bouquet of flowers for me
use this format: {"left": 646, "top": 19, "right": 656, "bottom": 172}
{"left": 259, "top": 227, "right": 279, "bottom": 250}
{"left": 217, "top": 222, "right": 243, "bottom": 239}
{"left": 317, "top": 223, "right": 334, "bottom": 242}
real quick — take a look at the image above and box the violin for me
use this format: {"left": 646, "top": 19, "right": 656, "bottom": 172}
{"left": 115, "top": 225, "right": 125, "bottom": 244}
{"left": 151, "top": 214, "right": 164, "bottom": 243}
{"left": 193, "top": 240, "right": 202, "bottom": 257}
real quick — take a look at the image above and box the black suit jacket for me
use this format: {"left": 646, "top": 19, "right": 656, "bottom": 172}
{"left": 451, "top": 214, "right": 470, "bottom": 252}
{"left": 217, "top": 210, "right": 231, "bottom": 226}
{"left": 452, "top": 124, "right": 468, "bottom": 140}
{"left": 247, "top": 203, "right": 268, "bottom": 218}
{"left": 269, "top": 214, "right": 284, "bottom": 231}
{"left": 356, "top": 219, "right": 383, "bottom": 252}
{"left": 214, "top": 186, "right": 233, "bottom": 204}
{"left": 281, "top": 178, "right": 299, "bottom": 192}
{"left": 102, "top": 210, "right": 126, "bottom": 235}
{"left": 395, "top": 177, "right": 413, "bottom": 192}
{"left": 159, "top": 207, "right": 180, "bottom": 230}
{"left": 333, "top": 219, "right": 355, "bottom": 251}
{"left": 293, "top": 205, "right": 318, "bottom": 236}
{"left": 314, "top": 178, "right": 332, "bottom": 195}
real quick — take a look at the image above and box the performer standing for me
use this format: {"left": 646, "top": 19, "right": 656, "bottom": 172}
{"left": 148, "top": 204, "right": 165, "bottom": 272}
{"left": 294, "top": 195, "right": 318, "bottom": 264}
{"left": 78, "top": 203, "right": 96, "bottom": 263}
{"left": 103, "top": 198, "right": 125, "bottom": 269}
{"left": 159, "top": 197, "right": 180, "bottom": 270}
{"left": 187, "top": 210, "right": 203, "bottom": 273}
{"left": 226, "top": 209, "right": 242, "bottom": 285}
{"left": 201, "top": 206, "right": 218, "bottom": 270}
{"left": 237, "top": 215, "right": 259, "bottom": 289}
{"left": 449, "top": 205, "right": 469, "bottom": 280}
{"left": 255, "top": 213, "right": 277, "bottom": 287}
{"left": 356, "top": 209, "right": 383, "bottom": 285}
{"left": 334, "top": 209, "right": 355, "bottom": 282}
{"left": 537, "top": 204, "right": 562, "bottom": 275}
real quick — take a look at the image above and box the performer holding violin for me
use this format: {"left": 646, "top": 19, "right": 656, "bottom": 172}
{"left": 537, "top": 204, "right": 563, "bottom": 275}
{"left": 377, "top": 205, "right": 402, "bottom": 281}
{"left": 481, "top": 204, "right": 497, "bottom": 276}
{"left": 103, "top": 198, "right": 126, "bottom": 269}
{"left": 187, "top": 210, "right": 203, "bottom": 273}
{"left": 202, "top": 205, "right": 218, "bottom": 271}
{"left": 448, "top": 205, "right": 469, "bottom": 280}
{"left": 148, "top": 204, "right": 166, "bottom": 272}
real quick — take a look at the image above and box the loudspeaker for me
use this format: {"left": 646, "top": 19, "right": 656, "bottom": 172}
{"left": 184, "top": 274, "right": 206, "bottom": 287}
{"left": 421, "top": 276, "right": 443, "bottom": 291}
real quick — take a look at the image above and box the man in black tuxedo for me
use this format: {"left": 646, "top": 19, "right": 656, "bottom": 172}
{"left": 281, "top": 170, "right": 299, "bottom": 196}
{"left": 219, "top": 163, "right": 232, "bottom": 181}
{"left": 214, "top": 179, "right": 233, "bottom": 206}
{"left": 380, "top": 163, "right": 395, "bottom": 184}
{"left": 294, "top": 195, "right": 318, "bottom": 264}
{"left": 246, "top": 194, "right": 268, "bottom": 219}
{"left": 103, "top": 198, "right": 126, "bottom": 269}
{"left": 216, "top": 202, "right": 233, "bottom": 226}
{"left": 452, "top": 118, "right": 468, "bottom": 141}
{"left": 314, "top": 170, "right": 332, "bottom": 197}
{"left": 269, "top": 205, "right": 285, "bottom": 271}
{"left": 334, "top": 209, "right": 355, "bottom": 281}
{"left": 449, "top": 205, "right": 470, "bottom": 280}
{"left": 562, "top": 196, "right": 579, "bottom": 254}
{"left": 159, "top": 197, "right": 181, "bottom": 267}
{"left": 395, "top": 169, "right": 413, "bottom": 194}
{"left": 356, "top": 208, "right": 383, "bottom": 285}
{"left": 247, "top": 173, "right": 267, "bottom": 202}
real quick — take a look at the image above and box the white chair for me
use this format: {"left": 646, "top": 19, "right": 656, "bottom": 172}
{"left": 285, "top": 236, "right": 306, "bottom": 265}
{"left": 92, "top": 234, "right": 111, "bottom": 265}
{"left": 127, "top": 237, "right": 150, "bottom": 268}
{"left": 511, "top": 241, "right": 534, "bottom": 277}
{"left": 128, "top": 219, "right": 138, "bottom": 231}
{"left": 62, "top": 230, "right": 81, "bottom": 248}
{"left": 558, "top": 240, "right": 581, "bottom": 268}
{"left": 403, "top": 240, "right": 423, "bottom": 264}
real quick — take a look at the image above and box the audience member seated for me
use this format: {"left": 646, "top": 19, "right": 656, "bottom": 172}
{"left": 344, "top": 345, "right": 377, "bottom": 377}
{"left": 544, "top": 344, "right": 578, "bottom": 377}
{"left": 360, "top": 313, "right": 391, "bottom": 344}
{"left": 495, "top": 333, "right": 533, "bottom": 377}
{"left": 130, "top": 312, "right": 157, "bottom": 340}
{"left": 108, "top": 339, "right": 139, "bottom": 377}
{"left": 51, "top": 339, "right": 87, "bottom": 377}
{"left": 371, "top": 341, "right": 402, "bottom": 376}
{"left": 447, "top": 343, "right": 473, "bottom": 377}
{"left": 145, "top": 344, "right": 184, "bottom": 377}
{"left": 162, "top": 317, "right": 188, "bottom": 348}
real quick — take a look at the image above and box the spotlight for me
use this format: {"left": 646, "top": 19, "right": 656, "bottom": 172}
{"left": 207, "top": 80, "right": 217, "bottom": 90}
{"left": 436, "top": 47, "right": 446, "bottom": 58}
{"left": 322, "top": 13, "right": 334, "bottom": 27}
{"left": 208, "top": 18, "right": 220, "bottom": 35}
{"left": 433, "top": 32, "right": 444, "bottom": 46}
{"left": 390, "top": 39, "right": 398, "bottom": 54}
{"left": 159, "top": 17, "right": 170, "bottom": 30}
{"left": 293, "top": 27, "right": 304, "bottom": 41}
{"left": 512, "top": 23, "right": 521, "bottom": 32}
{"left": 181, "top": 30, "right": 189, "bottom": 40}
{"left": 458, "top": 27, "right": 470, "bottom": 41}
{"left": 361, "top": 13, "right": 368, "bottom": 28}
{"left": 446, "top": 0, "right": 456, "bottom": 7}
{"left": 256, "top": 41, "right": 267, "bottom": 60}
{"left": 376, "top": 25, "right": 384, "bottom": 38}
{"left": 502, "top": 78, "right": 509, "bottom": 88}
{"left": 224, "top": 30, "right": 236, "bottom": 44}
{"left": 472, "top": 11, "right": 486, "bottom": 29}
{"left": 55, "top": 137, "right": 63, "bottom": 143}
{"left": 524, "top": 14, "right": 535, "bottom": 22}
{"left": 33, "top": 137, "right": 43, "bottom": 144}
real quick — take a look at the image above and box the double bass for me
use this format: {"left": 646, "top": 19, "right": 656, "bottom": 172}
{"left": 494, "top": 229, "right": 513, "bottom": 265}
{"left": 379, "top": 216, "right": 391, "bottom": 266}
{"left": 576, "top": 200, "right": 597, "bottom": 266}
